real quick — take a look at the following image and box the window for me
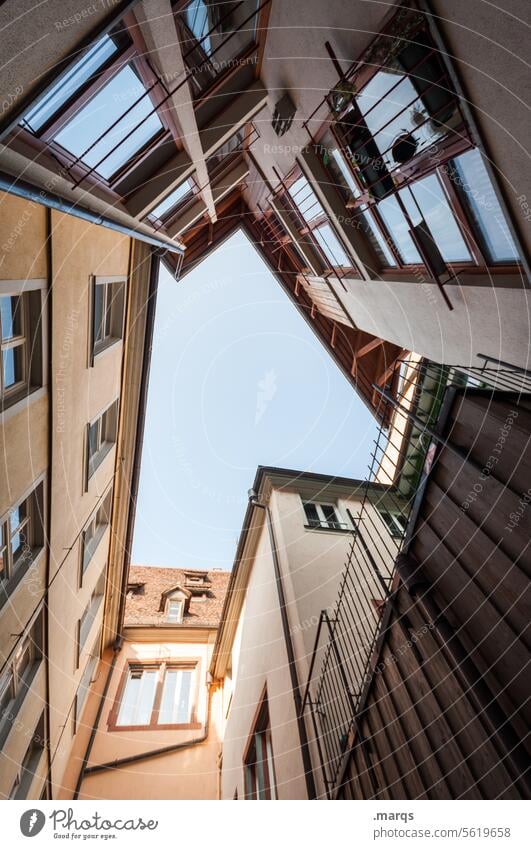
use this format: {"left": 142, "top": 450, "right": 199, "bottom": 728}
{"left": 244, "top": 694, "right": 276, "bottom": 800}
{"left": 377, "top": 507, "right": 407, "bottom": 539}
{"left": 112, "top": 662, "right": 197, "bottom": 728}
{"left": 85, "top": 399, "right": 119, "bottom": 485}
{"left": 77, "top": 569, "right": 106, "bottom": 666}
{"left": 0, "top": 481, "right": 45, "bottom": 604}
{"left": 0, "top": 613, "right": 43, "bottom": 747}
{"left": 1, "top": 288, "right": 43, "bottom": 412}
{"left": 148, "top": 180, "right": 194, "bottom": 223}
{"left": 178, "top": 0, "right": 261, "bottom": 96}
{"left": 287, "top": 175, "right": 354, "bottom": 272}
{"left": 21, "top": 34, "right": 121, "bottom": 134}
{"left": 167, "top": 599, "right": 184, "bottom": 624}
{"left": 74, "top": 630, "right": 101, "bottom": 732}
{"left": 9, "top": 712, "right": 46, "bottom": 799}
{"left": 302, "top": 501, "right": 347, "bottom": 531}
{"left": 448, "top": 148, "right": 519, "bottom": 263}
{"left": 91, "top": 277, "right": 126, "bottom": 360}
{"left": 53, "top": 64, "right": 163, "bottom": 181}
{"left": 80, "top": 489, "right": 112, "bottom": 580}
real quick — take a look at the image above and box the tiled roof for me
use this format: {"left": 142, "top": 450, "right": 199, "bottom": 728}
{"left": 124, "top": 565, "right": 231, "bottom": 628}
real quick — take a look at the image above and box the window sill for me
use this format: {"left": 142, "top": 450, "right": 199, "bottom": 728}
{"left": 108, "top": 721, "right": 202, "bottom": 733}
{"left": 86, "top": 441, "right": 115, "bottom": 489}
{"left": 0, "top": 386, "right": 46, "bottom": 424}
{"left": 0, "top": 658, "right": 42, "bottom": 750}
{"left": 81, "top": 524, "right": 110, "bottom": 586}
{"left": 303, "top": 524, "right": 354, "bottom": 535}
{"left": 91, "top": 337, "right": 122, "bottom": 366}
{"left": 0, "top": 546, "right": 45, "bottom": 611}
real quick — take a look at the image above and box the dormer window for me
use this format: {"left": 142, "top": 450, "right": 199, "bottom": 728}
{"left": 167, "top": 599, "right": 184, "bottom": 624}
{"left": 302, "top": 501, "right": 348, "bottom": 531}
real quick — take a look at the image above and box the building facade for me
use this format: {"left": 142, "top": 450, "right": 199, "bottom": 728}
{"left": 71, "top": 566, "right": 229, "bottom": 800}
{"left": 211, "top": 365, "right": 531, "bottom": 800}
{"left": 0, "top": 188, "right": 180, "bottom": 799}
{"left": 210, "top": 468, "right": 402, "bottom": 800}
{"left": 0, "top": 0, "right": 529, "bottom": 801}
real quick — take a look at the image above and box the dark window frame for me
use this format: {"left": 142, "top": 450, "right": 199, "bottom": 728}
{"left": 243, "top": 688, "right": 277, "bottom": 800}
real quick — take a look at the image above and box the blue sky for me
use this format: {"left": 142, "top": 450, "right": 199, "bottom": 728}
{"left": 132, "top": 230, "right": 378, "bottom": 570}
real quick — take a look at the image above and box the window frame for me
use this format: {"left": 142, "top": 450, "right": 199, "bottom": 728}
{"left": 76, "top": 568, "right": 106, "bottom": 669}
{"left": 9, "top": 711, "right": 46, "bottom": 800}
{"left": 167, "top": 598, "right": 184, "bottom": 624}
{"left": 79, "top": 488, "right": 113, "bottom": 586}
{"left": 243, "top": 688, "right": 277, "bottom": 800}
{"left": 376, "top": 506, "right": 407, "bottom": 540}
{"left": 0, "top": 282, "right": 45, "bottom": 415}
{"left": 302, "top": 500, "right": 350, "bottom": 532}
{"left": 284, "top": 171, "right": 358, "bottom": 277}
{"left": 18, "top": 34, "right": 178, "bottom": 190}
{"left": 85, "top": 398, "right": 120, "bottom": 489}
{"left": 317, "top": 17, "right": 523, "bottom": 279}
{"left": 89, "top": 275, "right": 126, "bottom": 364}
{"left": 174, "top": 0, "right": 264, "bottom": 103}
{"left": 73, "top": 629, "right": 102, "bottom": 734}
{"left": 0, "top": 611, "right": 44, "bottom": 748}
{"left": 0, "top": 479, "right": 45, "bottom": 606}
{"left": 107, "top": 658, "right": 201, "bottom": 731}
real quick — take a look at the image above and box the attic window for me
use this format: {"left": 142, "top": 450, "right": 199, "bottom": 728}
{"left": 127, "top": 582, "right": 145, "bottom": 596}
{"left": 167, "top": 599, "right": 184, "bottom": 624}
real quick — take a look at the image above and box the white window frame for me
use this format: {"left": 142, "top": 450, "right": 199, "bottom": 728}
{"left": 302, "top": 500, "right": 348, "bottom": 531}
{"left": 0, "top": 611, "right": 44, "bottom": 747}
{"left": 0, "top": 279, "right": 47, "bottom": 418}
{"left": 0, "top": 478, "right": 45, "bottom": 605}
{"left": 89, "top": 275, "right": 126, "bottom": 365}
{"left": 80, "top": 487, "right": 113, "bottom": 585}
{"left": 85, "top": 398, "right": 119, "bottom": 489}
{"left": 167, "top": 598, "right": 184, "bottom": 624}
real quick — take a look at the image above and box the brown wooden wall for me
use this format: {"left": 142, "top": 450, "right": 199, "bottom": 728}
{"left": 337, "top": 388, "right": 531, "bottom": 800}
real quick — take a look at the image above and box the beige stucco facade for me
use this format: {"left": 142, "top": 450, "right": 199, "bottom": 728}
{"left": 73, "top": 631, "right": 222, "bottom": 800}
{"left": 213, "top": 469, "right": 400, "bottom": 800}
{"left": 0, "top": 189, "right": 159, "bottom": 799}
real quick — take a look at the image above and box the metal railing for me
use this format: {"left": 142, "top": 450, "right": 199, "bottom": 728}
{"left": 300, "top": 356, "right": 531, "bottom": 795}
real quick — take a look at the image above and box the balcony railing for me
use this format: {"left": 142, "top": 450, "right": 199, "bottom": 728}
{"left": 300, "top": 355, "right": 531, "bottom": 797}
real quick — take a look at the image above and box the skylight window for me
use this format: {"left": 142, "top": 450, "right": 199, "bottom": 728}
{"left": 21, "top": 35, "right": 119, "bottom": 134}
{"left": 54, "top": 64, "right": 163, "bottom": 180}
{"left": 149, "top": 180, "right": 193, "bottom": 221}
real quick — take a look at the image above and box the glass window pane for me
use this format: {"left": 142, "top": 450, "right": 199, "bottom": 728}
{"left": 184, "top": 0, "right": 259, "bottom": 64}
{"left": 149, "top": 181, "right": 193, "bottom": 221}
{"left": 377, "top": 195, "right": 422, "bottom": 264}
{"left": 356, "top": 69, "right": 446, "bottom": 168}
{"left": 321, "top": 504, "right": 339, "bottom": 526}
{"left": 359, "top": 207, "right": 397, "bottom": 266}
{"left": 93, "top": 284, "right": 105, "bottom": 344}
{"left": 117, "top": 669, "right": 158, "bottom": 726}
{"left": 0, "top": 672, "right": 15, "bottom": 723}
{"left": 303, "top": 503, "right": 319, "bottom": 526}
{"left": 2, "top": 345, "right": 24, "bottom": 389}
{"left": 313, "top": 223, "right": 351, "bottom": 269}
{"left": 0, "top": 296, "right": 22, "bottom": 340}
{"left": 55, "top": 65, "right": 163, "bottom": 180}
{"left": 21, "top": 35, "right": 119, "bottom": 133}
{"left": 159, "top": 669, "right": 193, "bottom": 724}
{"left": 88, "top": 421, "right": 100, "bottom": 460}
{"left": 288, "top": 176, "right": 324, "bottom": 223}
{"left": 399, "top": 174, "right": 471, "bottom": 262}
{"left": 329, "top": 148, "right": 361, "bottom": 201}
{"left": 450, "top": 148, "right": 519, "bottom": 263}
